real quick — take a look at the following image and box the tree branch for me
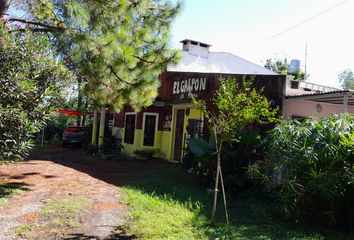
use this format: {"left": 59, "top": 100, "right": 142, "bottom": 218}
{"left": 7, "top": 18, "right": 64, "bottom": 31}
{"left": 133, "top": 55, "right": 155, "bottom": 64}
{"left": 9, "top": 27, "right": 57, "bottom": 33}
{"left": 109, "top": 65, "right": 131, "bottom": 85}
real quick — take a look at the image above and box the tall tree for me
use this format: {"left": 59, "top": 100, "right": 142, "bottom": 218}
{"left": 193, "top": 77, "right": 278, "bottom": 224}
{"left": 7, "top": 0, "right": 181, "bottom": 111}
{"left": 0, "top": 0, "right": 9, "bottom": 16}
{"left": 0, "top": 21, "right": 73, "bottom": 160}
{"left": 338, "top": 68, "right": 354, "bottom": 90}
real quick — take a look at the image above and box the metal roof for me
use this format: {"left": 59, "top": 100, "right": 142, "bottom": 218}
{"left": 286, "top": 90, "right": 354, "bottom": 105}
{"left": 167, "top": 51, "right": 278, "bottom": 75}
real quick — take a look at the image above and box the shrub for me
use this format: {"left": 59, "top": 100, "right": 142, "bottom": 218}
{"left": 99, "top": 134, "right": 124, "bottom": 160}
{"left": 0, "top": 21, "right": 72, "bottom": 160}
{"left": 258, "top": 114, "right": 354, "bottom": 228}
{"left": 189, "top": 130, "right": 264, "bottom": 193}
{"left": 43, "top": 113, "right": 75, "bottom": 144}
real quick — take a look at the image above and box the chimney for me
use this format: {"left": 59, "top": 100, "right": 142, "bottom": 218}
{"left": 180, "top": 39, "right": 211, "bottom": 58}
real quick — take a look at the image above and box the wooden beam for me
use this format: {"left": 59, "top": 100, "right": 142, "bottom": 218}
{"left": 91, "top": 110, "right": 98, "bottom": 146}
{"left": 98, "top": 107, "right": 106, "bottom": 146}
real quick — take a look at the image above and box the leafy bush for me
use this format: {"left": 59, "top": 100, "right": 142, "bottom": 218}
{"left": 257, "top": 114, "right": 354, "bottom": 228}
{"left": 0, "top": 22, "right": 72, "bottom": 160}
{"left": 43, "top": 113, "right": 72, "bottom": 144}
{"left": 99, "top": 134, "right": 124, "bottom": 160}
{"left": 189, "top": 130, "right": 264, "bottom": 192}
{"left": 221, "top": 130, "right": 263, "bottom": 191}
{"left": 0, "top": 108, "right": 37, "bottom": 160}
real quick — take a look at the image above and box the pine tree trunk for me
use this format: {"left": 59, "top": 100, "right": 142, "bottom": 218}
{"left": 81, "top": 97, "right": 88, "bottom": 126}
{"left": 0, "top": 0, "right": 9, "bottom": 17}
{"left": 76, "top": 77, "right": 83, "bottom": 126}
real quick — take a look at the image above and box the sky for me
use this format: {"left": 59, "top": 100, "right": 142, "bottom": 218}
{"left": 169, "top": 0, "right": 354, "bottom": 88}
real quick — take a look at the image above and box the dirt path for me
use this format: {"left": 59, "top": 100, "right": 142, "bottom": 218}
{"left": 0, "top": 145, "right": 149, "bottom": 240}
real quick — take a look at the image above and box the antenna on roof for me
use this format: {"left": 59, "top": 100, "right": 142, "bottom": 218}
{"left": 304, "top": 43, "right": 308, "bottom": 79}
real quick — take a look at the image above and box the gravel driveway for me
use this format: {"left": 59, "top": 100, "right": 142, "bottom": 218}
{"left": 0, "top": 145, "right": 144, "bottom": 240}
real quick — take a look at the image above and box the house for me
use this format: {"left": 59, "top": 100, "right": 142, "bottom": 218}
{"left": 111, "top": 39, "right": 286, "bottom": 162}
{"left": 283, "top": 78, "right": 354, "bottom": 119}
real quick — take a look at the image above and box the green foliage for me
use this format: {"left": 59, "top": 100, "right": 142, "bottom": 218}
{"left": 43, "top": 112, "right": 76, "bottom": 144}
{"left": 192, "top": 77, "right": 278, "bottom": 177}
{"left": 189, "top": 137, "right": 215, "bottom": 158}
{"left": 188, "top": 137, "right": 215, "bottom": 174}
{"left": 100, "top": 134, "right": 124, "bottom": 160}
{"left": 221, "top": 131, "right": 264, "bottom": 190}
{"left": 29, "top": 0, "right": 181, "bottom": 111}
{"left": 193, "top": 77, "right": 278, "bottom": 223}
{"left": 0, "top": 22, "right": 73, "bottom": 160}
{"left": 189, "top": 131, "right": 265, "bottom": 190}
{"left": 264, "top": 58, "right": 307, "bottom": 80}
{"left": 264, "top": 58, "right": 289, "bottom": 75}
{"left": 338, "top": 68, "right": 354, "bottom": 90}
{"left": 194, "top": 77, "right": 278, "bottom": 144}
{"left": 262, "top": 114, "right": 354, "bottom": 228}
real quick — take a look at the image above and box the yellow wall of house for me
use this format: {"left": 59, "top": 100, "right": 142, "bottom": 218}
{"left": 113, "top": 107, "right": 202, "bottom": 161}
{"left": 120, "top": 128, "right": 173, "bottom": 160}
{"left": 159, "top": 131, "right": 173, "bottom": 160}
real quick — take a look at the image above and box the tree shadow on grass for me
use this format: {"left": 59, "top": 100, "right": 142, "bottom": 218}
{"left": 0, "top": 182, "right": 30, "bottom": 201}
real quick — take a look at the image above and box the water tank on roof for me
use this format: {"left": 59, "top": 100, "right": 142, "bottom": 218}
{"left": 289, "top": 59, "right": 300, "bottom": 73}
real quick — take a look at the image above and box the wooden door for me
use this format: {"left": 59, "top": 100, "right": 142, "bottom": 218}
{"left": 174, "top": 109, "right": 185, "bottom": 161}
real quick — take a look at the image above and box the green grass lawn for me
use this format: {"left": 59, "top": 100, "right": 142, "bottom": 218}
{"left": 121, "top": 165, "right": 354, "bottom": 240}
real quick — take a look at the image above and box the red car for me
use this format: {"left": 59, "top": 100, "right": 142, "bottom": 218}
{"left": 62, "top": 126, "right": 87, "bottom": 147}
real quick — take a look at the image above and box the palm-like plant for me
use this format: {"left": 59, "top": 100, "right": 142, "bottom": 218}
{"left": 263, "top": 114, "right": 354, "bottom": 227}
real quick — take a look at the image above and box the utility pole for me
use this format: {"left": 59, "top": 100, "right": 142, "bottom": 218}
{"left": 304, "top": 43, "right": 308, "bottom": 79}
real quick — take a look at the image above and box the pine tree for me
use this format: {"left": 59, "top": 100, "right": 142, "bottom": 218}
{"left": 8, "top": 0, "right": 181, "bottom": 111}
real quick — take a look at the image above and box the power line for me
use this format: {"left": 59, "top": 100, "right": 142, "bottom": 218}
{"left": 239, "top": 0, "right": 350, "bottom": 52}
